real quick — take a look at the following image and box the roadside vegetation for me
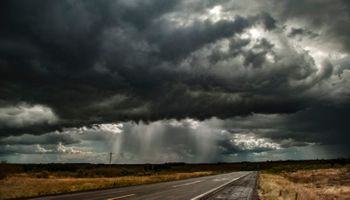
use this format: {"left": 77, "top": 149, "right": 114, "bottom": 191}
{"left": 0, "top": 159, "right": 349, "bottom": 199}
{"left": 259, "top": 160, "right": 350, "bottom": 200}
{"left": 0, "top": 162, "right": 255, "bottom": 199}
{"left": 0, "top": 171, "right": 213, "bottom": 199}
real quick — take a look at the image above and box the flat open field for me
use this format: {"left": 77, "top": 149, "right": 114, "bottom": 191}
{"left": 0, "top": 159, "right": 349, "bottom": 199}
{"left": 0, "top": 171, "right": 214, "bottom": 200}
{"left": 0, "top": 162, "right": 255, "bottom": 199}
{"left": 259, "top": 167, "right": 350, "bottom": 200}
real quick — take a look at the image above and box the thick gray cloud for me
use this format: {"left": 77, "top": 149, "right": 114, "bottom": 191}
{"left": 0, "top": 0, "right": 349, "bottom": 162}
{"left": 288, "top": 28, "right": 319, "bottom": 39}
{"left": 0, "top": 132, "right": 78, "bottom": 145}
{"left": 0, "top": 103, "right": 58, "bottom": 128}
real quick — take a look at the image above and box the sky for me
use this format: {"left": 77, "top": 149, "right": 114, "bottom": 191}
{"left": 0, "top": 0, "right": 349, "bottom": 163}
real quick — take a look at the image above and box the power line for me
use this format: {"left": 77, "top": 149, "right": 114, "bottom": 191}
{"left": 109, "top": 152, "right": 112, "bottom": 164}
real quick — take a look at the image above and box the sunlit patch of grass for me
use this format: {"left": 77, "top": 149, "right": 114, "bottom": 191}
{"left": 259, "top": 168, "right": 350, "bottom": 200}
{"left": 0, "top": 171, "right": 213, "bottom": 200}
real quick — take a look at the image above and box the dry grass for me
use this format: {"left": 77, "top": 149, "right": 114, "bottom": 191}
{"left": 0, "top": 171, "right": 213, "bottom": 199}
{"left": 259, "top": 168, "right": 350, "bottom": 200}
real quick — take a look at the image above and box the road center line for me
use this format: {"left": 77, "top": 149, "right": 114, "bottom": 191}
{"left": 106, "top": 194, "right": 135, "bottom": 200}
{"left": 172, "top": 180, "right": 202, "bottom": 188}
{"left": 190, "top": 173, "right": 249, "bottom": 200}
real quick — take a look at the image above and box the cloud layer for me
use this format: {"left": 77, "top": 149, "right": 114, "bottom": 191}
{"left": 0, "top": 103, "right": 58, "bottom": 128}
{"left": 0, "top": 0, "right": 349, "bottom": 162}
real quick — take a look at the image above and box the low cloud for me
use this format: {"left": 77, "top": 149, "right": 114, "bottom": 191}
{"left": 0, "top": 117, "right": 331, "bottom": 163}
{"left": 0, "top": 132, "right": 78, "bottom": 145}
{"left": 0, "top": 143, "right": 90, "bottom": 155}
{"left": 230, "top": 133, "right": 280, "bottom": 151}
{"left": 0, "top": 103, "right": 58, "bottom": 128}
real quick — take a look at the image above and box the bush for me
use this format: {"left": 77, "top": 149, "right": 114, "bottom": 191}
{"left": 0, "top": 164, "right": 24, "bottom": 179}
{"left": 37, "top": 170, "right": 50, "bottom": 178}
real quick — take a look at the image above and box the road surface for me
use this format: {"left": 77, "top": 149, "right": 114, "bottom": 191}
{"left": 29, "top": 171, "right": 258, "bottom": 200}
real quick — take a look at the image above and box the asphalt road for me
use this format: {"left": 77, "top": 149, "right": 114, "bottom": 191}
{"left": 204, "top": 172, "right": 259, "bottom": 200}
{"left": 29, "top": 171, "right": 258, "bottom": 200}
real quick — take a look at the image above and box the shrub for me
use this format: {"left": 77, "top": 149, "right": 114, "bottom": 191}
{"left": 37, "top": 170, "right": 50, "bottom": 178}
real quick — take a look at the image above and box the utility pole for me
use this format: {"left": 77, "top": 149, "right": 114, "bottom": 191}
{"left": 109, "top": 152, "right": 112, "bottom": 164}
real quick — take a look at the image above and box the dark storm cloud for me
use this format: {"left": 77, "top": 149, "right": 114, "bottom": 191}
{"left": 219, "top": 104, "right": 350, "bottom": 152}
{"left": 288, "top": 28, "right": 319, "bottom": 39}
{"left": 282, "top": 106, "right": 350, "bottom": 146}
{"left": 0, "top": 132, "right": 79, "bottom": 145}
{"left": 270, "top": 0, "right": 350, "bottom": 52}
{"left": 0, "top": 0, "right": 349, "bottom": 148}
{"left": 151, "top": 16, "right": 252, "bottom": 61}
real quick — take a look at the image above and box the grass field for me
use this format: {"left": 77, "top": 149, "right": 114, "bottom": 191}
{"left": 0, "top": 171, "right": 213, "bottom": 200}
{"left": 259, "top": 167, "right": 350, "bottom": 200}
{"left": 0, "top": 159, "right": 349, "bottom": 199}
{"left": 0, "top": 162, "right": 253, "bottom": 199}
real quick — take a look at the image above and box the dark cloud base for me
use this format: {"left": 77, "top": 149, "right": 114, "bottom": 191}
{"left": 0, "top": 0, "right": 350, "bottom": 162}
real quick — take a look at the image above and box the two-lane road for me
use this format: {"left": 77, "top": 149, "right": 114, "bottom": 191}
{"left": 29, "top": 171, "right": 258, "bottom": 200}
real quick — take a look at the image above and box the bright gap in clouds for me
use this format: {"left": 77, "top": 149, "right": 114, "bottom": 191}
{"left": 208, "top": 5, "right": 223, "bottom": 22}
{"left": 249, "top": 28, "right": 263, "bottom": 40}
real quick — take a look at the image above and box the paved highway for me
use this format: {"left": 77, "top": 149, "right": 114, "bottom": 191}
{"left": 29, "top": 171, "right": 258, "bottom": 200}
{"left": 204, "top": 172, "right": 258, "bottom": 200}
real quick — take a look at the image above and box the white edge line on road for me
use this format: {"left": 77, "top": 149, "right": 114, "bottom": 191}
{"left": 190, "top": 173, "right": 249, "bottom": 200}
{"left": 172, "top": 180, "right": 202, "bottom": 188}
{"left": 106, "top": 193, "right": 135, "bottom": 200}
